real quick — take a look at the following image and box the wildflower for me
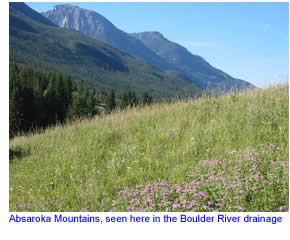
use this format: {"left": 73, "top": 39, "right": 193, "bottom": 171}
{"left": 252, "top": 186, "right": 259, "bottom": 191}
{"left": 279, "top": 206, "right": 288, "bottom": 211}
{"left": 144, "top": 199, "right": 152, "bottom": 206}
{"left": 229, "top": 206, "right": 245, "bottom": 211}
{"left": 160, "top": 180, "right": 168, "bottom": 186}
{"left": 172, "top": 204, "right": 180, "bottom": 209}
{"left": 203, "top": 205, "right": 212, "bottom": 210}
{"left": 198, "top": 191, "right": 207, "bottom": 198}
{"left": 215, "top": 203, "right": 224, "bottom": 207}
{"left": 280, "top": 162, "right": 289, "bottom": 170}
{"left": 252, "top": 174, "right": 260, "bottom": 180}
{"left": 189, "top": 200, "right": 198, "bottom": 206}
{"left": 129, "top": 199, "right": 140, "bottom": 206}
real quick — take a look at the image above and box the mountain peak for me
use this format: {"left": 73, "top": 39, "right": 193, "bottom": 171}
{"left": 133, "top": 31, "right": 165, "bottom": 39}
{"left": 41, "top": 4, "right": 253, "bottom": 91}
{"left": 43, "top": 4, "right": 115, "bottom": 36}
{"left": 150, "top": 31, "right": 164, "bottom": 38}
{"left": 53, "top": 4, "right": 79, "bottom": 10}
{"left": 42, "top": 6, "right": 176, "bottom": 71}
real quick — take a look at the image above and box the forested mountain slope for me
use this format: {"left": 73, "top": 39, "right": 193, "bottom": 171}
{"left": 10, "top": 2, "right": 200, "bottom": 98}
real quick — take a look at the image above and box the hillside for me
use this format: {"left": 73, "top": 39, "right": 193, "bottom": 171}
{"left": 9, "top": 84, "right": 288, "bottom": 212}
{"left": 42, "top": 4, "right": 176, "bottom": 72}
{"left": 132, "top": 32, "right": 253, "bottom": 90}
{"left": 42, "top": 4, "right": 254, "bottom": 91}
{"left": 9, "top": 2, "right": 200, "bottom": 98}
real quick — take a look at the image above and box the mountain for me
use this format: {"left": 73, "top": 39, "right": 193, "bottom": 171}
{"left": 131, "top": 32, "right": 252, "bottom": 90}
{"left": 42, "top": 4, "right": 253, "bottom": 91}
{"left": 42, "top": 4, "right": 176, "bottom": 72}
{"left": 9, "top": 2, "right": 200, "bottom": 98}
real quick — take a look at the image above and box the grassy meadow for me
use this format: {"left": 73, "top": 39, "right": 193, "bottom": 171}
{"left": 9, "top": 84, "right": 289, "bottom": 212}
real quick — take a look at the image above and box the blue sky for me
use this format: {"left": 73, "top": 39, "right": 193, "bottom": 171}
{"left": 26, "top": 1, "right": 289, "bottom": 88}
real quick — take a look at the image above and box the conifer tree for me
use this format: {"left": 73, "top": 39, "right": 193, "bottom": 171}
{"left": 105, "top": 89, "right": 116, "bottom": 113}
{"left": 44, "top": 73, "right": 58, "bottom": 124}
{"left": 128, "top": 91, "right": 138, "bottom": 107}
{"left": 86, "top": 90, "right": 98, "bottom": 116}
{"left": 9, "top": 73, "right": 25, "bottom": 137}
{"left": 64, "top": 76, "right": 73, "bottom": 109}
{"left": 68, "top": 92, "right": 86, "bottom": 120}
{"left": 120, "top": 91, "right": 129, "bottom": 109}
{"left": 141, "top": 92, "right": 153, "bottom": 105}
{"left": 55, "top": 73, "right": 66, "bottom": 122}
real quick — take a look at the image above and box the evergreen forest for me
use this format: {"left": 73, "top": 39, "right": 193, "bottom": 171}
{"left": 9, "top": 63, "right": 153, "bottom": 138}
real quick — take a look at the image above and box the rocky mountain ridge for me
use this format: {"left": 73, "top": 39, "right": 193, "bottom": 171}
{"left": 42, "top": 4, "right": 254, "bottom": 91}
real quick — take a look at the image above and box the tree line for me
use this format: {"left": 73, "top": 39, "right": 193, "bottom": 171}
{"left": 9, "top": 64, "right": 153, "bottom": 138}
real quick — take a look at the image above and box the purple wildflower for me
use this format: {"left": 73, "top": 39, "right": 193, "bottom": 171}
{"left": 172, "top": 204, "right": 180, "bottom": 209}
{"left": 279, "top": 206, "right": 288, "bottom": 211}
{"left": 229, "top": 206, "right": 245, "bottom": 211}
{"left": 144, "top": 199, "right": 152, "bottom": 206}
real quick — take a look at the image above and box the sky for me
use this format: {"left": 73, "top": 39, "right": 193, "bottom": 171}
{"left": 25, "top": 1, "right": 289, "bottom": 88}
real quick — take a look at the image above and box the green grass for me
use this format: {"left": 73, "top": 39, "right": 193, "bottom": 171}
{"left": 9, "top": 84, "right": 288, "bottom": 212}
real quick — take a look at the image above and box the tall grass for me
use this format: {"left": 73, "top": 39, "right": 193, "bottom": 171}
{"left": 9, "top": 84, "right": 288, "bottom": 211}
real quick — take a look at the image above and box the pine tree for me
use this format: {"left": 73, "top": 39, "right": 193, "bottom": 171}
{"left": 9, "top": 73, "right": 25, "bottom": 137}
{"left": 21, "top": 87, "right": 35, "bottom": 131}
{"left": 128, "top": 91, "right": 138, "bottom": 107}
{"left": 120, "top": 91, "right": 129, "bottom": 109}
{"left": 68, "top": 92, "right": 86, "bottom": 120}
{"left": 55, "top": 73, "right": 66, "bottom": 122}
{"left": 141, "top": 92, "right": 153, "bottom": 105}
{"left": 105, "top": 89, "right": 116, "bottom": 113}
{"left": 44, "top": 73, "right": 58, "bottom": 124}
{"left": 64, "top": 76, "right": 73, "bottom": 109}
{"left": 86, "top": 90, "right": 98, "bottom": 116}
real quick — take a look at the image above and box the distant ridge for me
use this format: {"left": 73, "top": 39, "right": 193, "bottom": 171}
{"left": 42, "top": 4, "right": 177, "bottom": 72}
{"left": 131, "top": 31, "right": 253, "bottom": 90}
{"left": 10, "top": 2, "right": 201, "bottom": 98}
{"left": 11, "top": 2, "right": 56, "bottom": 27}
{"left": 43, "top": 4, "right": 254, "bottom": 91}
